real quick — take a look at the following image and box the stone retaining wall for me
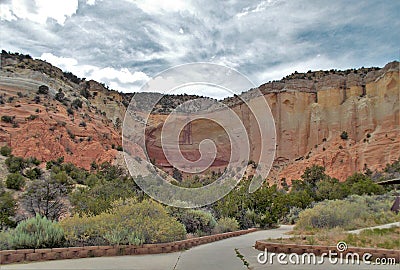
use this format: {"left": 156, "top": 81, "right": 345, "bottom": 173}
{"left": 255, "top": 241, "right": 399, "bottom": 263}
{"left": 0, "top": 228, "right": 257, "bottom": 265}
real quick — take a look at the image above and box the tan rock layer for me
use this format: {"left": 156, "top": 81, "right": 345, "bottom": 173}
{"left": 147, "top": 62, "right": 399, "bottom": 181}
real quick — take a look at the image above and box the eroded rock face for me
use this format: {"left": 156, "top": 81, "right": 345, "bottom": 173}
{"left": 84, "top": 80, "right": 126, "bottom": 126}
{"left": 270, "top": 63, "right": 399, "bottom": 182}
{"left": 0, "top": 85, "right": 121, "bottom": 170}
{"left": 145, "top": 62, "right": 399, "bottom": 181}
{"left": 0, "top": 52, "right": 127, "bottom": 169}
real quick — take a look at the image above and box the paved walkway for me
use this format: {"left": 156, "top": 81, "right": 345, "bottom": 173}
{"left": 2, "top": 226, "right": 293, "bottom": 270}
{"left": 3, "top": 225, "right": 398, "bottom": 270}
{"left": 348, "top": 222, "right": 400, "bottom": 234}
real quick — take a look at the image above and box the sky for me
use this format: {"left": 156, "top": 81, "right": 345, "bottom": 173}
{"left": 0, "top": 0, "right": 399, "bottom": 98}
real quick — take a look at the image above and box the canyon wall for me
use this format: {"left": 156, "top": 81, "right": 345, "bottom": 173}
{"left": 147, "top": 62, "right": 399, "bottom": 181}
{"left": 246, "top": 61, "right": 399, "bottom": 181}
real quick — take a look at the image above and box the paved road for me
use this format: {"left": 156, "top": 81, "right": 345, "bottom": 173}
{"left": 3, "top": 225, "right": 398, "bottom": 270}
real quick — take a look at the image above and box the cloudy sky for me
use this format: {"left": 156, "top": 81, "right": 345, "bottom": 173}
{"left": 0, "top": 0, "right": 399, "bottom": 98}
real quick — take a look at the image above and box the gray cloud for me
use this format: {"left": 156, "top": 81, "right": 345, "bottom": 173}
{"left": 0, "top": 0, "right": 399, "bottom": 98}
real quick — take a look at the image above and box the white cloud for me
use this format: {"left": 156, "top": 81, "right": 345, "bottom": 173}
{"left": 236, "top": 0, "right": 276, "bottom": 18}
{"left": 86, "top": 0, "right": 96, "bottom": 5}
{"left": 1, "top": 1, "right": 398, "bottom": 98}
{"left": 254, "top": 54, "right": 350, "bottom": 84}
{"left": 0, "top": 0, "right": 78, "bottom": 25}
{"left": 139, "top": 22, "right": 193, "bottom": 61}
{"left": 0, "top": 4, "right": 17, "bottom": 21}
{"left": 40, "top": 53, "right": 150, "bottom": 93}
{"left": 91, "top": 67, "right": 149, "bottom": 85}
{"left": 41, "top": 53, "right": 78, "bottom": 68}
{"left": 130, "top": 0, "right": 192, "bottom": 14}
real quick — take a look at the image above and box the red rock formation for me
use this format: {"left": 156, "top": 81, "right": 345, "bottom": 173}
{"left": 0, "top": 85, "right": 120, "bottom": 170}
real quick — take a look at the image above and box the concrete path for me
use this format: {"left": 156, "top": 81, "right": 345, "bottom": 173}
{"left": 348, "top": 222, "right": 400, "bottom": 234}
{"left": 2, "top": 226, "right": 293, "bottom": 270}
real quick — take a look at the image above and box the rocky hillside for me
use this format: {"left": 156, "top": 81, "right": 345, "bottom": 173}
{"left": 0, "top": 52, "right": 123, "bottom": 169}
{"left": 0, "top": 51, "right": 203, "bottom": 170}
{"left": 1, "top": 51, "right": 398, "bottom": 182}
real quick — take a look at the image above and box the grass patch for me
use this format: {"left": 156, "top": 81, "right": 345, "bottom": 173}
{"left": 267, "top": 227, "right": 400, "bottom": 250}
{"left": 234, "top": 248, "right": 250, "bottom": 269}
{"left": 346, "top": 227, "right": 400, "bottom": 250}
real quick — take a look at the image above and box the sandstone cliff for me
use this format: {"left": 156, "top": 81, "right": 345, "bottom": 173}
{"left": 147, "top": 62, "right": 399, "bottom": 182}
{"left": 263, "top": 62, "right": 399, "bottom": 182}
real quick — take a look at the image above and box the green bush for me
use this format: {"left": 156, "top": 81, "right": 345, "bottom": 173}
{"left": 6, "top": 173, "right": 26, "bottom": 190}
{"left": 27, "top": 114, "right": 38, "bottom": 121}
{"left": 5, "top": 156, "right": 26, "bottom": 173}
{"left": 85, "top": 174, "right": 100, "bottom": 187}
{"left": 46, "top": 157, "right": 64, "bottom": 170}
{"left": 344, "top": 173, "right": 385, "bottom": 195}
{"left": 1, "top": 115, "right": 14, "bottom": 123}
{"left": 0, "top": 191, "right": 17, "bottom": 229}
{"left": 104, "top": 228, "right": 144, "bottom": 246}
{"left": 55, "top": 89, "right": 65, "bottom": 102}
{"left": 80, "top": 88, "right": 91, "bottom": 99}
{"left": 239, "top": 209, "right": 261, "bottom": 229}
{"left": 0, "top": 145, "right": 12, "bottom": 157}
{"left": 296, "top": 193, "right": 399, "bottom": 231}
{"left": 9, "top": 214, "right": 65, "bottom": 249}
{"left": 169, "top": 208, "right": 216, "bottom": 234}
{"left": 315, "top": 177, "right": 347, "bottom": 200}
{"left": 67, "top": 108, "right": 74, "bottom": 116}
{"left": 282, "top": 206, "right": 303, "bottom": 225}
{"left": 340, "top": 131, "right": 348, "bottom": 140}
{"left": 70, "top": 176, "right": 140, "bottom": 215}
{"left": 71, "top": 99, "right": 83, "bottom": 109}
{"left": 61, "top": 199, "right": 186, "bottom": 246}
{"left": 213, "top": 217, "right": 239, "bottom": 233}
{"left": 25, "top": 167, "right": 42, "bottom": 180}
{"left": 37, "top": 85, "right": 49, "bottom": 95}
{"left": 0, "top": 231, "right": 11, "bottom": 250}
{"left": 26, "top": 157, "right": 41, "bottom": 166}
